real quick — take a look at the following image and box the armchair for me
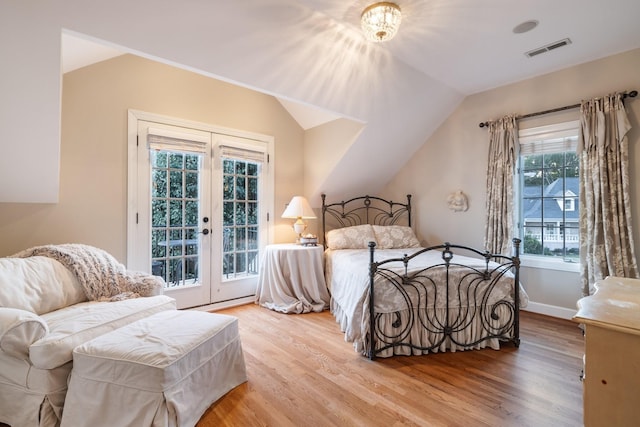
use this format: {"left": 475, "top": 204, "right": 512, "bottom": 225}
{"left": 0, "top": 245, "right": 176, "bottom": 427}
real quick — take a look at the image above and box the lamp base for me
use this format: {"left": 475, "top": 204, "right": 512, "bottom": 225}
{"left": 293, "top": 219, "right": 307, "bottom": 244}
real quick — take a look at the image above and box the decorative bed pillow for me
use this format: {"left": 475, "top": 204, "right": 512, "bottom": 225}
{"left": 372, "top": 225, "right": 421, "bottom": 249}
{"left": 326, "top": 224, "right": 377, "bottom": 250}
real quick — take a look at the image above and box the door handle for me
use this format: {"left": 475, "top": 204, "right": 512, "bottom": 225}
{"left": 201, "top": 228, "right": 210, "bottom": 235}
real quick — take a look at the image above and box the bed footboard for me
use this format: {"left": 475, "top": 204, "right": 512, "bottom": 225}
{"left": 367, "top": 239, "right": 521, "bottom": 360}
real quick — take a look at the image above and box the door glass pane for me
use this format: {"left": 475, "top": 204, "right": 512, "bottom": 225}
{"left": 222, "top": 158, "right": 261, "bottom": 280}
{"left": 151, "top": 150, "right": 202, "bottom": 288}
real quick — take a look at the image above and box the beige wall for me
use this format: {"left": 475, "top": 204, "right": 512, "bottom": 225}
{"left": 304, "top": 118, "right": 364, "bottom": 200}
{"left": 383, "top": 48, "right": 640, "bottom": 313}
{"left": 3, "top": 48, "right": 640, "bottom": 313}
{"left": 0, "top": 55, "right": 304, "bottom": 260}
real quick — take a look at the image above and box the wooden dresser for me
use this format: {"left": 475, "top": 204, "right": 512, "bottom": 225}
{"left": 573, "top": 276, "right": 640, "bottom": 427}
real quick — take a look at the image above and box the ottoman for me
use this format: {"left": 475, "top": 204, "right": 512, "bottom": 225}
{"left": 60, "top": 310, "right": 247, "bottom": 427}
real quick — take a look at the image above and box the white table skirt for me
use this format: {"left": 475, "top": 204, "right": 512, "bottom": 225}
{"left": 255, "top": 244, "right": 330, "bottom": 314}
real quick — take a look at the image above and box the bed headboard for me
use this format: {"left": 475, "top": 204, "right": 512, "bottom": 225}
{"left": 321, "top": 194, "right": 412, "bottom": 247}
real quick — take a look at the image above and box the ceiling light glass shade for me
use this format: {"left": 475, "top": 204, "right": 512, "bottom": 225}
{"left": 361, "top": 2, "right": 402, "bottom": 42}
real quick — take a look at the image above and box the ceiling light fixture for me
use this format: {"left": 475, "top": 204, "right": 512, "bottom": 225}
{"left": 361, "top": 2, "right": 402, "bottom": 42}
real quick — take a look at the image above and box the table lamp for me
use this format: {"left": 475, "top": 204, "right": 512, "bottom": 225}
{"left": 281, "top": 196, "right": 316, "bottom": 243}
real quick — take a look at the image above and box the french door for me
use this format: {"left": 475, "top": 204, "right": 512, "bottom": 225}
{"left": 214, "top": 134, "right": 267, "bottom": 302}
{"left": 128, "top": 111, "right": 273, "bottom": 309}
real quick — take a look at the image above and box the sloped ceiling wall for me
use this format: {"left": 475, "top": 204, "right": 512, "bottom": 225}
{"left": 0, "top": 0, "right": 463, "bottom": 204}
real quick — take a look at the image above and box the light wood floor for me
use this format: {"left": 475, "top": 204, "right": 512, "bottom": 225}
{"left": 197, "top": 306, "right": 584, "bottom": 427}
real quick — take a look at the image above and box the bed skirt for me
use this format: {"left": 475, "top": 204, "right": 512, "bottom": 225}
{"left": 331, "top": 299, "right": 515, "bottom": 358}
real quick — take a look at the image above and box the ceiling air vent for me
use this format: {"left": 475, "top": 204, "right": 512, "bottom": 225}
{"left": 525, "top": 38, "right": 572, "bottom": 58}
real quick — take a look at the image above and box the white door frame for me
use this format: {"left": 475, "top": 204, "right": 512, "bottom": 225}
{"left": 127, "top": 109, "right": 274, "bottom": 309}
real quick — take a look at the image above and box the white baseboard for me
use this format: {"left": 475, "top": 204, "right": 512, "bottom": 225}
{"left": 522, "top": 301, "right": 577, "bottom": 320}
{"left": 187, "top": 296, "right": 255, "bottom": 312}
{"left": 189, "top": 296, "right": 578, "bottom": 321}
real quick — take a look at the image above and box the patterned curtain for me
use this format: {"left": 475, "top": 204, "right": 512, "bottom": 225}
{"left": 579, "top": 93, "right": 639, "bottom": 296}
{"left": 484, "top": 115, "right": 517, "bottom": 255}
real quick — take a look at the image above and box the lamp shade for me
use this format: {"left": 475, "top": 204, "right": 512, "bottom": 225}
{"left": 282, "top": 196, "right": 316, "bottom": 219}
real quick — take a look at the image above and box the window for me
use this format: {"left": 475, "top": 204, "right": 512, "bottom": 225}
{"left": 563, "top": 198, "right": 575, "bottom": 211}
{"left": 517, "top": 121, "right": 580, "bottom": 270}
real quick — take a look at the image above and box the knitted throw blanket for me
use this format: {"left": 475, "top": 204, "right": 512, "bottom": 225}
{"left": 13, "top": 244, "right": 165, "bottom": 301}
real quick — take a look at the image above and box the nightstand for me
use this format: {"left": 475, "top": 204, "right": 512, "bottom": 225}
{"left": 255, "top": 243, "right": 329, "bottom": 314}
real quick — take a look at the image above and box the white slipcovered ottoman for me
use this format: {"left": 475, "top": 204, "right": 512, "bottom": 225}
{"left": 60, "top": 310, "right": 247, "bottom": 427}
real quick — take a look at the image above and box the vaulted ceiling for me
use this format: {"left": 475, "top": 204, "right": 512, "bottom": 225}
{"left": 64, "top": 1, "right": 640, "bottom": 97}
{"left": 3, "top": 0, "right": 640, "bottom": 203}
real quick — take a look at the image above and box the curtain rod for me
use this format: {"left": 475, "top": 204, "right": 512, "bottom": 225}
{"left": 478, "top": 90, "right": 638, "bottom": 128}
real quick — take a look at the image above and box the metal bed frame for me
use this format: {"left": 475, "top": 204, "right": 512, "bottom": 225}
{"left": 322, "top": 194, "right": 521, "bottom": 360}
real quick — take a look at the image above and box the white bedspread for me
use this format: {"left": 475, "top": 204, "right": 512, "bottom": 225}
{"left": 325, "top": 248, "right": 529, "bottom": 352}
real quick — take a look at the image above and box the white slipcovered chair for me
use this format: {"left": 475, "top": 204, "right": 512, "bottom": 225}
{"left": 0, "top": 245, "right": 176, "bottom": 427}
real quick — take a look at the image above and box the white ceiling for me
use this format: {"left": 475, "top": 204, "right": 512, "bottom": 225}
{"left": 295, "top": 0, "right": 640, "bottom": 94}
{"left": 54, "top": 0, "right": 640, "bottom": 203}
{"left": 61, "top": 0, "right": 640, "bottom": 130}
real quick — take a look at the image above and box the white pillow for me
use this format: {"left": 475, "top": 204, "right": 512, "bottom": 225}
{"left": 0, "top": 256, "right": 86, "bottom": 314}
{"left": 0, "top": 307, "right": 49, "bottom": 359}
{"left": 372, "top": 225, "right": 421, "bottom": 249}
{"left": 326, "top": 224, "right": 377, "bottom": 250}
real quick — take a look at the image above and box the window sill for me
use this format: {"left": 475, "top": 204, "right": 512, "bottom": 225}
{"left": 520, "top": 255, "right": 580, "bottom": 273}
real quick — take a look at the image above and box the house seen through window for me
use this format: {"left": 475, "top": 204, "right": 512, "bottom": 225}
{"left": 517, "top": 121, "right": 580, "bottom": 264}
